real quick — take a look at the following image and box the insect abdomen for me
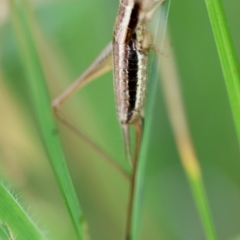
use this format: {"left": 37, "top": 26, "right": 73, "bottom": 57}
{"left": 112, "top": 1, "right": 149, "bottom": 124}
{"left": 113, "top": 39, "right": 148, "bottom": 124}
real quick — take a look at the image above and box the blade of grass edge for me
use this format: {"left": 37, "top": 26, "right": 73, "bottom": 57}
{"left": 204, "top": 0, "right": 240, "bottom": 146}
{"left": 0, "top": 182, "right": 47, "bottom": 240}
{"left": 9, "top": 1, "right": 87, "bottom": 239}
{"left": 130, "top": 2, "right": 171, "bottom": 240}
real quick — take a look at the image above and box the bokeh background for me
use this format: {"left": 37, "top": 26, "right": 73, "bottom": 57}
{"left": 0, "top": 0, "right": 240, "bottom": 239}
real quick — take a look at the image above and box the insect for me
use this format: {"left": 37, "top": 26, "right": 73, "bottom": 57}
{"left": 52, "top": 0, "right": 165, "bottom": 239}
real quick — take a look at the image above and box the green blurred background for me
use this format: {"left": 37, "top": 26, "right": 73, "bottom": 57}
{"left": 0, "top": 0, "right": 240, "bottom": 239}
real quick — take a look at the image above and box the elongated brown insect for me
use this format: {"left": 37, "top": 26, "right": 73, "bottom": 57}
{"left": 52, "top": 0, "right": 165, "bottom": 239}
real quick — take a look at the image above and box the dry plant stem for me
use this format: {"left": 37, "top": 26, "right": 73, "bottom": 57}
{"left": 158, "top": 31, "right": 216, "bottom": 239}
{"left": 125, "top": 120, "right": 142, "bottom": 240}
{"left": 158, "top": 32, "right": 200, "bottom": 178}
{"left": 55, "top": 111, "right": 130, "bottom": 181}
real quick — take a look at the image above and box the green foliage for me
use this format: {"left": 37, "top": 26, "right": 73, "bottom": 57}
{"left": 0, "top": 0, "right": 240, "bottom": 240}
{"left": 8, "top": 0, "right": 87, "bottom": 239}
{"left": 0, "top": 182, "right": 47, "bottom": 240}
{"left": 204, "top": 0, "right": 240, "bottom": 146}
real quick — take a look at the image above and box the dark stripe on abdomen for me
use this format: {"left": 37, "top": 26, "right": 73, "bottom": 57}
{"left": 127, "top": 38, "right": 138, "bottom": 121}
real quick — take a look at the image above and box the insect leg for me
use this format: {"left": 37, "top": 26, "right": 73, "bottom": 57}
{"left": 121, "top": 118, "right": 143, "bottom": 167}
{"left": 124, "top": 118, "right": 143, "bottom": 240}
{"left": 52, "top": 43, "right": 112, "bottom": 111}
{"left": 133, "top": 119, "right": 143, "bottom": 164}
{"left": 52, "top": 43, "right": 130, "bottom": 180}
{"left": 145, "top": 0, "right": 165, "bottom": 22}
{"left": 122, "top": 124, "right": 132, "bottom": 167}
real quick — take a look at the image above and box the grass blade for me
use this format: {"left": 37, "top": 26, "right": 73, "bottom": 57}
{"left": 132, "top": 0, "right": 217, "bottom": 239}
{"left": 9, "top": 1, "right": 87, "bottom": 239}
{"left": 204, "top": 0, "right": 240, "bottom": 145}
{"left": 131, "top": 2, "right": 171, "bottom": 239}
{"left": 0, "top": 182, "right": 47, "bottom": 240}
{"left": 157, "top": 25, "right": 216, "bottom": 240}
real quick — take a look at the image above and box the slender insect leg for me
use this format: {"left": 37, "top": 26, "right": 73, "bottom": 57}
{"left": 121, "top": 118, "right": 143, "bottom": 167}
{"left": 142, "top": 0, "right": 166, "bottom": 55}
{"left": 133, "top": 119, "right": 143, "bottom": 164}
{"left": 145, "top": 0, "right": 165, "bottom": 22}
{"left": 52, "top": 43, "right": 112, "bottom": 111}
{"left": 52, "top": 43, "right": 129, "bottom": 180}
{"left": 143, "top": 0, "right": 167, "bottom": 57}
{"left": 56, "top": 112, "right": 130, "bottom": 180}
{"left": 124, "top": 118, "right": 143, "bottom": 240}
{"left": 122, "top": 124, "right": 132, "bottom": 168}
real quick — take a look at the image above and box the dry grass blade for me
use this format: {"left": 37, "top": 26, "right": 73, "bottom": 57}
{"left": 158, "top": 31, "right": 216, "bottom": 240}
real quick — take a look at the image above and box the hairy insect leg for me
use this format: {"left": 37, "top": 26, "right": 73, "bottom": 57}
{"left": 52, "top": 43, "right": 129, "bottom": 180}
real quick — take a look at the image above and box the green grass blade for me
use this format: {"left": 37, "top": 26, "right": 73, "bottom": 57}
{"left": 188, "top": 176, "right": 216, "bottom": 240}
{"left": 204, "top": 0, "right": 240, "bottom": 144}
{"left": 131, "top": 2, "right": 171, "bottom": 239}
{"left": 0, "top": 182, "right": 47, "bottom": 240}
{"left": 132, "top": 0, "right": 217, "bottom": 238}
{"left": 131, "top": 60, "right": 159, "bottom": 240}
{"left": 9, "top": 1, "right": 86, "bottom": 239}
